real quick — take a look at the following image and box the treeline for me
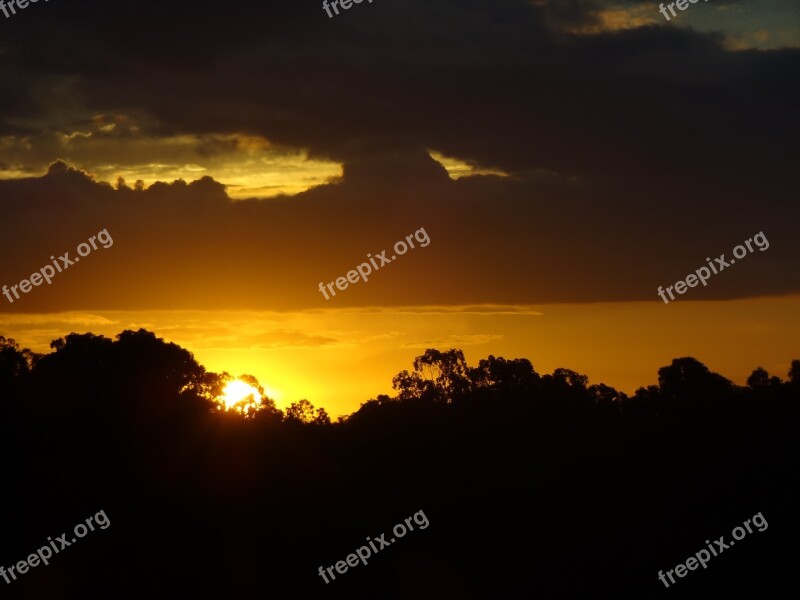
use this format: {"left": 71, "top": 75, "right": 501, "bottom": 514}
{"left": 0, "top": 330, "right": 797, "bottom": 599}
{"left": 2, "top": 332, "right": 798, "bottom": 426}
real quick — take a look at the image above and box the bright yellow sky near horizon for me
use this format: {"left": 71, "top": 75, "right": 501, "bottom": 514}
{"left": 1, "top": 296, "right": 798, "bottom": 418}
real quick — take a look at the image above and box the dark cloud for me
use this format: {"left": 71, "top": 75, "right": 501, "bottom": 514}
{"left": 2, "top": 1, "right": 797, "bottom": 175}
{"left": 0, "top": 157, "right": 796, "bottom": 312}
{"left": 0, "top": 0, "right": 797, "bottom": 310}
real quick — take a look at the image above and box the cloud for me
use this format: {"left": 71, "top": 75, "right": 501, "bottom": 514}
{"left": 0, "top": 0, "right": 797, "bottom": 310}
{"left": 402, "top": 334, "right": 504, "bottom": 349}
{"left": 0, "top": 159, "right": 796, "bottom": 311}
{"left": 0, "top": 123, "right": 341, "bottom": 199}
{"left": 0, "top": 312, "right": 117, "bottom": 327}
{"left": 186, "top": 330, "right": 340, "bottom": 350}
{"left": 2, "top": 1, "right": 797, "bottom": 175}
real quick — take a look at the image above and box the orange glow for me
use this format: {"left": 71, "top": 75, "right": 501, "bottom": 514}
{"left": 3, "top": 297, "right": 799, "bottom": 419}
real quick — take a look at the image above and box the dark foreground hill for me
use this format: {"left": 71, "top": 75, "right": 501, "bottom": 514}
{"left": 1, "top": 331, "right": 797, "bottom": 599}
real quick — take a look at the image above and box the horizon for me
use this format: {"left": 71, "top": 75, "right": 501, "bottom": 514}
{"left": 2, "top": 296, "right": 800, "bottom": 417}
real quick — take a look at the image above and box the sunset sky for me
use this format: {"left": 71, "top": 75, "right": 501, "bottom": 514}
{"left": 1, "top": 0, "right": 798, "bottom": 416}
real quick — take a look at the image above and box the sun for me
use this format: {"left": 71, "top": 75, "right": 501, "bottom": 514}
{"left": 218, "top": 379, "right": 262, "bottom": 412}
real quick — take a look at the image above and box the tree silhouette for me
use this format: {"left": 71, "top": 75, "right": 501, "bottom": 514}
{"left": 789, "top": 360, "right": 800, "bottom": 386}
{"left": 0, "top": 330, "right": 797, "bottom": 599}
{"left": 284, "top": 398, "right": 330, "bottom": 424}
{"left": 469, "top": 355, "right": 539, "bottom": 400}
{"left": 0, "top": 336, "right": 38, "bottom": 399}
{"left": 747, "top": 367, "right": 782, "bottom": 390}
{"left": 392, "top": 348, "right": 471, "bottom": 403}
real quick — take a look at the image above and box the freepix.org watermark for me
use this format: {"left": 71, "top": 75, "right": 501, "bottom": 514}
{"left": 0, "top": 0, "right": 52, "bottom": 22}
{"left": 657, "top": 231, "right": 768, "bottom": 304}
{"left": 322, "top": 0, "right": 374, "bottom": 19}
{"left": 317, "top": 227, "right": 430, "bottom": 300}
{"left": 317, "top": 509, "right": 429, "bottom": 584}
{"left": 658, "top": 0, "right": 712, "bottom": 22}
{"left": 1, "top": 509, "right": 110, "bottom": 585}
{"left": 2, "top": 228, "right": 113, "bottom": 305}
{"left": 657, "top": 511, "right": 768, "bottom": 589}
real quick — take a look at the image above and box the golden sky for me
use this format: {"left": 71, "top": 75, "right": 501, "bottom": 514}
{"left": 2, "top": 297, "right": 797, "bottom": 417}
{"left": 1, "top": 0, "right": 797, "bottom": 417}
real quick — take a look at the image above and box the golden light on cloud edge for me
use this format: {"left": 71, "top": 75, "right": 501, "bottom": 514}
{"left": 0, "top": 129, "right": 343, "bottom": 200}
{"left": 427, "top": 150, "right": 508, "bottom": 179}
